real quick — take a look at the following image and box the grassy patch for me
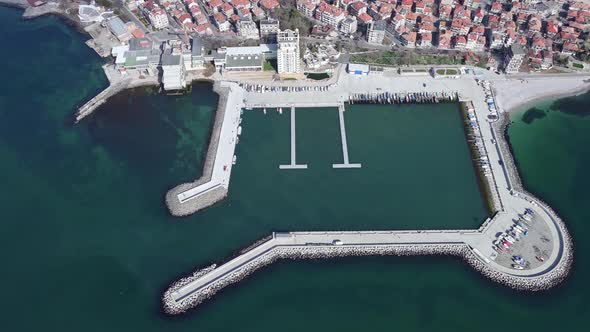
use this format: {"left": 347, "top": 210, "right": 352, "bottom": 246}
{"left": 264, "top": 59, "right": 277, "bottom": 72}
{"left": 350, "top": 51, "right": 461, "bottom": 66}
{"left": 306, "top": 72, "right": 330, "bottom": 80}
{"left": 435, "top": 68, "right": 459, "bottom": 75}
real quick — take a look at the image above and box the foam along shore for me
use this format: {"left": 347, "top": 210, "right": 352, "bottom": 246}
{"left": 161, "top": 72, "right": 584, "bottom": 314}
{"left": 0, "top": 0, "right": 67, "bottom": 20}
{"left": 165, "top": 81, "right": 244, "bottom": 216}
{"left": 493, "top": 74, "right": 590, "bottom": 113}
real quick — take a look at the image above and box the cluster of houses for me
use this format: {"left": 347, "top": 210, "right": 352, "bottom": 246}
{"left": 295, "top": 0, "right": 590, "bottom": 72}
{"left": 109, "top": 23, "right": 301, "bottom": 91}
{"left": 128, "top": 0, "right": 280, "bottom": 36}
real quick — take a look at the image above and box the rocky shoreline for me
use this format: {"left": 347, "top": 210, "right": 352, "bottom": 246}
{"left": 492, "top": 112, "right": 574, "bottom": 271}
{"left": 164, "top": 82, "right": 230, "bottom": 217}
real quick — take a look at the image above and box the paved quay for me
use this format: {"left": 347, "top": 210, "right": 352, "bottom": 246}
{"left": 162, "top": 71, "right": 575, "bottom": 314}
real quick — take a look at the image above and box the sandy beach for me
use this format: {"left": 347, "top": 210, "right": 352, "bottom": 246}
{"left": 493, "top": 74, "right": 590, "bottom": 113}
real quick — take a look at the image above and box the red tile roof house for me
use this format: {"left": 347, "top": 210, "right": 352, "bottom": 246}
{"left": 418, "top": 21, "right": 434, "bottom": 34}
{"left": 207, "top": 0, "right": 223, "bottom": 10}
{"left": 232, "top": 0, "right": 252, "bottom": 9}
{"left": 491, "top": 2, "right": 502, "bottom": 14}
{"left": 439, "top": 4, "right": 452, "bottom": 20}
{"left": 528, "top": 16, "right": 542, "bottom": 34}
{"left": 528, "top": 51, "right": 544, "bottom": 70}
{"left": 473, "top": 8, "right": 484, "bottom": 24}
{"left": 401, "top": 31, "right": 417, "bottom": 48}
{"left": 349, "top": 1, "right": 367, "bottom": 16}
{"left": 190, "top": 6, "right": 202, "bottom": 17}
{"left": 214, "top": 12, "right": 231, "bottom": 31}
{"left": 251, "top": 6, "right": 266, "bottom": 19}
{"left": 315, "top": 1, "right": 346, "bottom": 27}
{"left": 177, "top": 13, "right": 193, "bottom": 25}
{"left": 195, "top": 13, "right": 209, "bottom": 25}
{"left": 531, "top": 36, "right": 546, "bottom": 52}
{"left": 438, "top": 31, "right": 452, "bottom": 50}
{"left": 400, "top": 0, "right": 413, "bottom": 11}
{"left": 183, "top": 22, "right": 198, "bottom": 32}
{"left": 184, "top": 0, "right": 200, "bottom": 9}
{"left": 357, "top": 12, "right": 373, "bottom": 25}
{"left": 454, "top": 35, "right": 467, "bottom": 49}
{"left": 300, "top": 0, "right": 318, "bottom": 17}
{"left": 562, "top": 41, "right": 579, "bottom": 55}
{"left": 415, "top": 1, "right": 427, "bottom": 14}
{"left": 197, "top": 23, "right": 214, "bottom": 35}
{"left": 373, "top": 4, "right": 393, "bottom": 21}
{"left": 465, "top": 32, "right": 485, "bottom": 51}
{"left": 418, "top": 32, "right": 432, "bottom": 47}
{"left": 259, "top": 0, "right": 280, "bottom": 12}
{"left": 405, "top": 11, "right": 418, "bottom": 26}
{"left": 220, "top": 2, "right": 235, "bottom": 17}
{"left": 238, "top": 7, "right": 252, "bottom": 18}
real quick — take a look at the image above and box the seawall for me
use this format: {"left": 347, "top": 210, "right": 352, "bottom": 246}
{"left": 162, "top": 236, "right": 573, "bottom": 315}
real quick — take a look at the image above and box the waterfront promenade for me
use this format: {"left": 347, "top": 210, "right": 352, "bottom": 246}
{"left": 162, "top": 71, "right": 581, "bottom": 313}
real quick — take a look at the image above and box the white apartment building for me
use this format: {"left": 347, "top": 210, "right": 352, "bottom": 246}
{"left": 277, "top": 29, "right": 301, "bottom": 74}
{"left": 237, "top": 19, "right": 260, "bottom": 39}
{"left": 149, "top": 9, "right": 169, "bottom": 30}
{"left": 339, "top": 15, "right": 358, "bottom": 34}
{"left": 367, "top": 20, "right": 386, "bottom": 44}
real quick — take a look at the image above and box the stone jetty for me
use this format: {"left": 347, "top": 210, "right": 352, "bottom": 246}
{"left": 165, "top": 81, "right": 244, "bottom": 216}
{"left": 75, "top": 67, "right": 159, "bottom": 123}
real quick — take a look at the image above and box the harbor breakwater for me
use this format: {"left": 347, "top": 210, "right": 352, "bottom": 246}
{"left": 75, "top": 76, "right": 159, "bottom": 123}
{"left": 493, "top": 113, "right": 575, "bottom": 271}
{"left": 162, "top": 237, "right": 573, "bottom": 315}
{"left": 460, "top": 102, "right": 500, "bottom": 214}
{"left": 165, "top": 82, "right": 229, "bottom": 216}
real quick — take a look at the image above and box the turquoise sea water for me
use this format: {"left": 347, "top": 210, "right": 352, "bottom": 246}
{"left": 1, "top": 7, "right": 590, "bottom": 331}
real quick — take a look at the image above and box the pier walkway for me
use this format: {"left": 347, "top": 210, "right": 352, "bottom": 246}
{"left": 175, "top": 82, "right": 243, "bottom": 204}
{"left": 279, "top": 107, "right": 308, "bottom": 170}
{"left": 333, "top": 104, "right": 361, "bottom": 169}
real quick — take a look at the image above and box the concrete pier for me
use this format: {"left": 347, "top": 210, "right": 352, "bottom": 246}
{"left": 165, "top": 82, "right": 244, "bottom": 216}
{"left": 279, "top": 107, "right": 308, "bottom": 170}
{"left": 333, "top": 104, "right": 361, "bottom": 169}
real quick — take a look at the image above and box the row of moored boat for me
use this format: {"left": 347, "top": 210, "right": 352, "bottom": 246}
{"left": 348, "top": 91, "right": 459, "bottom": 104}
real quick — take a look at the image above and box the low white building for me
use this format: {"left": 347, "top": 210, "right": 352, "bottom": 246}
{"left": 339, "top": 16, "right": 358, "bottom": 34}
{"left": 237, "top": 19, "right": 260, "bottom": 39}
{"left": 162, "top": 49, "right": 187, "bottom": 91}
{"left": 347, "top": 63, "right": 369, "bottom": 75}
{"left": 78, "top": 4, "right": 113, "bottom": 23}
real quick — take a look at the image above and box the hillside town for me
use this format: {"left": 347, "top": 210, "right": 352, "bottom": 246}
{"left": 14, "top": 0, "right": 590, "bottom": 88}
